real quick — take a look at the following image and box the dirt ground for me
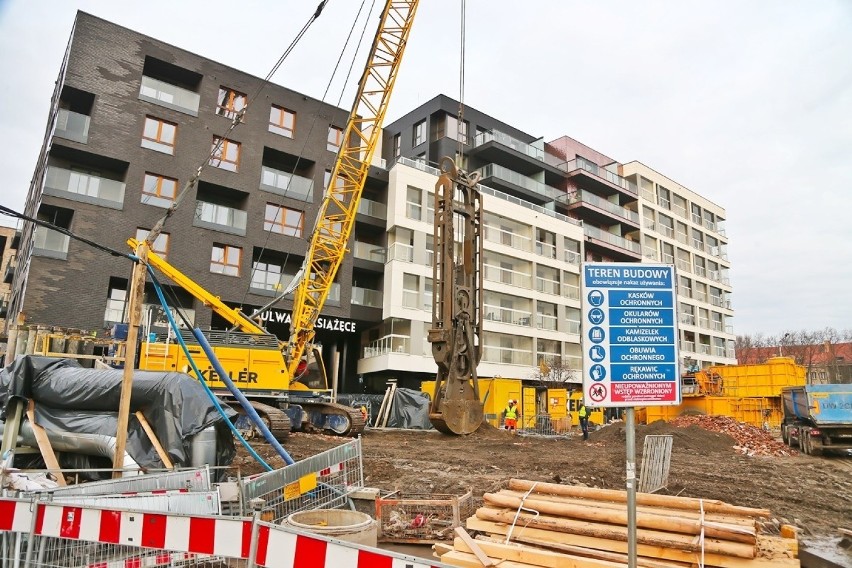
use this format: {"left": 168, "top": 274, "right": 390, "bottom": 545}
{"left": 230, "top": 420, "right": 852, "bottom": 540}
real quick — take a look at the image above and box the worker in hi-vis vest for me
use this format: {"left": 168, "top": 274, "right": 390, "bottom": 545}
{"left": 578, "top": 403, "right": 590, "bottom": 441}
{"left": 502, "top": 400, "right": 519, "bottom": 431}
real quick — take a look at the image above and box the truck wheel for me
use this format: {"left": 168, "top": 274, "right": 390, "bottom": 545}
{"left": 798, "top": 429, "right": 808, "bottom": 454}
{"left": 810, "top": 437, "right": 823, "bottom": 457}
{"left": 781, "top": 425, "right": 789, "bottom": 445}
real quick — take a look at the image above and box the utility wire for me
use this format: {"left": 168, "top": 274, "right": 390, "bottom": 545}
{"left": 0, "top": 204, "right": 132, "bottom": 260}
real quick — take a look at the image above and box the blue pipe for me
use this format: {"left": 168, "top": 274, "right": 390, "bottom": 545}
{"left": 146, "top": 265, "right": 273, "bottom": 471}
{"left": 192, "top": 329, "right": 295, "bottom": 465}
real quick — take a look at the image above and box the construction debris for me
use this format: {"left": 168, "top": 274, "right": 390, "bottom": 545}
{"left": 435, "top": 478, "right": 800, "bottom": 567}
{"left": 668, "top": 415, "right": 796, "bottom": 457}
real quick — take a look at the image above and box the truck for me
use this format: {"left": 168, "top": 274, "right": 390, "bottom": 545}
{"left": 781, "top": 384, "right": 852, "bottom": 456}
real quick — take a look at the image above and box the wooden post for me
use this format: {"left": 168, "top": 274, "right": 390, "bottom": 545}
{"left": 113, "top": 243, "right": 148, "bottom": 478}
{"left": 135, "top": 411, "right": 173, "bottom": 469}
{"left": 26, "top": 400, "right": 66, "bottom": 486}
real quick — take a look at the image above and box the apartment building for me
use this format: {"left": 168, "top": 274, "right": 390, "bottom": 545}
{"left": 0, "top": 226, "right": 20, "bottom": 341}
{"left": 7, "top": 12, "right": 734, "bottom": 392}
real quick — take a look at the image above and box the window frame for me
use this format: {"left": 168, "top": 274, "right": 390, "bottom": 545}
{"left": 269, "top": 105, "right": 296, "bottom": 138}
{"left": 141, "top": 172, "right": 178, "bottom": 207}
{"left": 264, "top": 203, "right": 304, "bottom": 237}
{"left": 210, "top": 136, "right": 241, "bottom": 172}
{"left": 392, "top": 133, "right": 401, "bottom": 158}
{"left": 135, "top": 228, "right": 170, "bottom": 259}
{"left": 412, "top": 120, "right": 426, "bottom": 146}
{"left": 327, "top": 126, "right": 344, "bottom": 151}
{"left": 210, "top": 243, "right": 242, "bottom": 276}
{"left": 216, "top": 87, "right": 247, "bottom": 120}
{"left": 141, "top": 116, "right": 177, "bottom": 154}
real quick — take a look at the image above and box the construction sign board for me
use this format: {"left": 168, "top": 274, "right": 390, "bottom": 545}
{"left": 581, "top": 262, "right": 681, "bottom": 407}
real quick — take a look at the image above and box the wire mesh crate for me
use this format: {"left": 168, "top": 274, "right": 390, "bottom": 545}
{"left": 375, "top": 490, "right": 474, "bottom": 544}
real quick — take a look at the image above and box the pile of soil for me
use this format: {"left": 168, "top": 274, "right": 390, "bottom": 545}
{"left": 231, "top": 420, "right": 852, "bottom": 538}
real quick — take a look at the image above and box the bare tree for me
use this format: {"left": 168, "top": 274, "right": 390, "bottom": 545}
{"left": 529, "top": 359, "right": 580, "bottom": 389}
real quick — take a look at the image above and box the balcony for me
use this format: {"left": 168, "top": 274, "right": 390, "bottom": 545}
{"left": 387, "top": 242, "right": 414, "bottom": 263}
{"left": 483, "top": 225, "right": 532, "bottom": 252}
{"left": 364, "top": 334, "right": 410, "bottom": 358}
{"left": 356, "top": 197, "right": 387, "bottom": 220}
{"left": 33, "top": 226, "right": 70, "bottom": 260}
{"left": 564, "top": 250, "right": 581, "bottom": 265}
{"left": 676, "top": 259, "right": 691, "bottom": 273}
{"left": 260, "top": 166, "right": 313, "bottom": 201}
{"left": 682, "top": 340, "right": 695, "bottom": 353}
{"left": 567, "top": 190, "right": 639, "bottom": 225}
{"left": 483, "top": 304, "right": 533, "bottom": 326}
{"left": 565, "top": 320, "right": 581, "bottom": 334}
{"left": 44, "top": 166, "right": 125, "bottom": 209}
{"left": 643, "top": 247, "right": 659, "bottom": 261}
{"left": 680, "top": 313, "right": 695, "bottom": 326}
{"left": 535, "top": 276, "right": 559, "bottom": 295}
{"left": 470, "top": 129, "right": 563, "bottom": 175}
{"left": 139, "top": 75, "right": 200, "bottom": 116}
{"left": 562, "top": 156, "right": 638, "bottom": 195}
{"left": 482, "top": 345, "right": 532, "bottom": 366}
{"left": 583, "top": 225, "right": 641, "bottom": 256}
{"left": 0, "top": 294, "right": 8, "bottom": 318}
{"left": 483, "top": 263, "right": 532, "bottom": 288}
{"left": 250, "top": 271, "right": 296, "bottom": 296}
{"left": 54, "top": 109, "right": 90, "bottom": 143}
{"left": 562, "top": 283, "right": 580, "bottom": 300}
{"left": 476, "top": 163, "right": 562, "bottom": 204}
{"left": 536, "top": 313, "right": 558, "bottom": 331}
{"left": 351, "top": 287, "right": 383, "bottom": 308}
{"left": 535, "top": 241, "right": 556, "bottom": 259}
{"left": 352, "top": 241, "right": 386, "bottom": 263}
{"left": 193, "top": 202, "right": 247, "bottom": 236}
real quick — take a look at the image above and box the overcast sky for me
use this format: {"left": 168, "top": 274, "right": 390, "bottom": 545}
{"left": 0, "top": 1, "right": 850, "bottom": 337}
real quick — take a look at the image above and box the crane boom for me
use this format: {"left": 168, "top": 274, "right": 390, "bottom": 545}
{"left": 285, "top": 1, "right": 419, "bottom": 377}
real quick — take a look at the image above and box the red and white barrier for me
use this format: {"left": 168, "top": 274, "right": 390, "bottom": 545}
{"left": 0, "top": 498, "right": 450, "bottom": 568}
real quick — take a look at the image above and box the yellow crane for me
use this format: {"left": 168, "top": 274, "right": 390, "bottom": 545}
{"left": 130, "top": 1, "right": 420, "bottom": 438}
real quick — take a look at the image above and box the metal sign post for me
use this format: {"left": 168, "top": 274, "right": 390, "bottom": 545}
{"left": 581, "top": 262, "right": 681, "bottom": 568}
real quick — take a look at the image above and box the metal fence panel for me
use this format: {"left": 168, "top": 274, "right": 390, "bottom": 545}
{"left": 41, "top": 467, "right": 211, "bottom": 497}
{"left": 639, "top": 434, "right": 673, "bottom": 494}
{"left": 49, "top": 490, "right": 221, "bottom": 515}
{"left": 517, "top": 414, "right": 572, "bottom": 438}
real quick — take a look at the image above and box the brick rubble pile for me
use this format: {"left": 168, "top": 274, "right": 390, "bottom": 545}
{"left": 669, "top": 415, "right": 796, "bottom": 457}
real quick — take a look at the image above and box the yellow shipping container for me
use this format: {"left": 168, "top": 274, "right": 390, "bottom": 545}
{"left": 698, "top": 357, "right": 806, "bottom": 398}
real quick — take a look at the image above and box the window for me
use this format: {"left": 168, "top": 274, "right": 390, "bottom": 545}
{"left": 251, "top": 260, "right": 293, "bottom": 293}
{"left": 405, "top": 186, "right": 422, "bottom": 220}
{"left": 104, "top": 282, "right": 127, "bottom": 324}
{"left": 211, "top": 244, "right": 242, "bottom": 276}
{"left": 141, "top": 116, "right": 177, "bottom": 154}
{"left": 216, "top": 87, "right": 247, "bottom": 120}
{"left": 402, "top": 273, "right": 419, "bottom": 308}
{"left": 269, "top": 105, "right": 296, "bottom": 137}
{"left": 264, "top": 203, "right": 304, "bottom": 237}
{"left": 327, "top": 126, "right": 343, "bottom": 151}
{"left": 423, "top": 277, "right": 433, "bottom": 311}
{"left": 392, "top": 133, "right": 401, "bottom": 158}
{"left": 142, "top": 173, "right": 178, "bottom": 208}
{"left": 412, "top": 120, "right": 426, "bottom": 146}
{"left": 135, "top": 228, "right": 170, "bottom": 260}
{"left": 210, "top": 137, "right": 241, "bottom": 172}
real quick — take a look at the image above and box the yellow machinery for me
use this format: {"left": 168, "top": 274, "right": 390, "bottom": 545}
{"left": 130, "top": 1, "right": 420, "bottom": 439}
{"left": 642, "top": 357, "right": 807, "bottom": 428}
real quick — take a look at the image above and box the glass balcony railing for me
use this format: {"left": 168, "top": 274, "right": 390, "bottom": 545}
{"left": 482, "top": 345, "right": 533, "bottom": 366}
{"left": 55, "top": 109, "right": 90, "bottom": 143}
{"left": 44, "top": 166, "right": 125, "bottom": 208}
{"left": 483, "top": 263, "right": 532, "bottom": 288}
{"left": 139, "top": 75, "right": 200, "bottom": 115}
{"left": 194, "top": 201, "right": 247, "bottom": 235}
{"left": 569, "top": 190, "right": 639, "bottom": 223}
{"left": 352, "top": 287, "right": 383, "bottom": 308}
{"left": 583, "top": 225, "right": 641, "bottom": 254}
{"left": 483, "top": 304, "right": 533, "bottom": 326}
{"left": 564, "top": 250, "right": 581, "bottom": 265}
{"left": 387, "top": 242, "right": 414, "bottom": 263}
{"left": 260, "top": 166, "right": 313, "bottom": 201}
{"left": 353, "top": 241, "right": 386, "bottom": 263}
{"left": 565, "top": 320, "right": 581, "bottom": 334}
{"left": 477, "top": 164, "right": 562, "bottom": 202}
{"left": 473, "top": 130, "right": 545, "bottom": 161}
{"left": 535, "top": 241, "right": 557, "bottom": 259}
{"left": 682, "top": 340, "right": 695, "bottom": 353}
{"left": 357, "top": 197, "right": 387, "bottom": 219}
{"left": 250, "top": 271, "right": 296, "bottom": 295}
{"left": 483, "top": 225, "right": 532, "bottom": 252}
{"left": 33, "top": 226, "right": 70, "bottom": 259}
{"left": 364, "top": 334, "right": 410, "bottom": 358}
{"left": 536, "top": 313, "right": 558, "bottom": 331}
{"left": 535, "top": 277, "right": 559, "bottom": 295}
{"left": 562, "top": 283, "right": 580, "bottom": 300}
{"left": 563, "top": 156, "right": 638, "bottom": 194}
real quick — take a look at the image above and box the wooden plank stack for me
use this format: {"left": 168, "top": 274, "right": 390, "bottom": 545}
{"left": 434, "top": 478, "right": 799, "bottom": 568}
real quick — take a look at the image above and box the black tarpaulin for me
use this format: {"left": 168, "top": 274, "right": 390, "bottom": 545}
{"left": 0, "top": 356, "right": 235, "bottom": 475}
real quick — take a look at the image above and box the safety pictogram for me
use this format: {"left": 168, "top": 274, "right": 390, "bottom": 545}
{"left": 588, "top": 383, "right": 607, "bottom": 403}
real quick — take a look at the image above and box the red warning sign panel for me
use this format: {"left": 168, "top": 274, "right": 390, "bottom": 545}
{"left": 588, "top": 383, "right": 607, "bottom": 403}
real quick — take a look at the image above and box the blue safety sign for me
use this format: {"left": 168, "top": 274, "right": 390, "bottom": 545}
{"left": 581, "top": 263, "right": 681, "bottom": 407}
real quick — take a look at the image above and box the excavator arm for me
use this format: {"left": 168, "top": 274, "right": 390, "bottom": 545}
{"left": 285, "top": 1, "right": 419, "bottom": 378}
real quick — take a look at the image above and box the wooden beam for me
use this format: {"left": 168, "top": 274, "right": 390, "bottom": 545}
{"left": 466, "top": 518, "right": 800, "bottom": 568}
{"left": 454, "top": 528, "right": 496, "bottom": 567}
{"left": 135, "top": 411, "right": 173, "bottom": 469}
{"left": 509, "top": 479, "right": 771, "bottom": 518}
{"left": 25, "top": 400, "right": 66, "bottom": 486}
{"left": 113, "top": 244, "right": 148, "bottom": 478}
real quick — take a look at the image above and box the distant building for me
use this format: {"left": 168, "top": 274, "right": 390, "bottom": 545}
{"left": 6, "top": 11, "right": 735, "bottom": 389}
{"left": 0, "top": 225, "right": 20, "bottom": 348}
